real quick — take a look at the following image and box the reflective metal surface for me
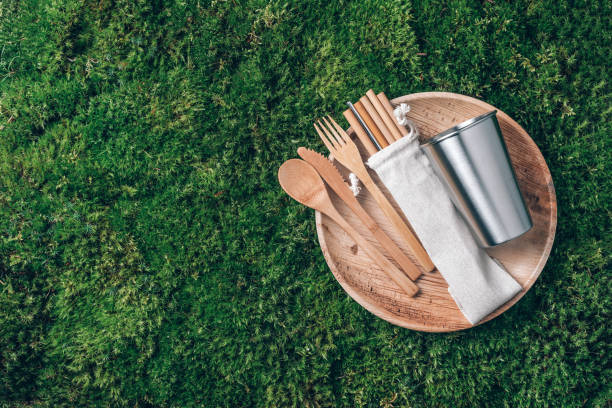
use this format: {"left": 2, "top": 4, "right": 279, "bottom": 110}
{"left": 346, "top": 101, "right": 382, "bottom": 150}
{"left": 421, "top": 111, "right": 533, "bottom": 247}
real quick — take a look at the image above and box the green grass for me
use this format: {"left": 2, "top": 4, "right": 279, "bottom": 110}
{"left": 0, "top": 0, "right": 610, "bottom": 406}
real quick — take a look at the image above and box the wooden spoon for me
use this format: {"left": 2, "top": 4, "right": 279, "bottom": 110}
{"left": 278, "top": 159, "right": 419, "bottom": 297}
{"left": 297, "top": 147, "right": 421, "bottom": 281}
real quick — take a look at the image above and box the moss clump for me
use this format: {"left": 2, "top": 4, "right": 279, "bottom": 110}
{"left": 0, "top": 0, "right": 609, "bottom": 406}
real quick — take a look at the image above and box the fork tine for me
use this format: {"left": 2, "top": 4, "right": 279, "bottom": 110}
{"left": 321, "top": 116, "right": 345, "bottom": 146}
{"left": 314, "top": 122, "right": 336, "bottom": 153}
{"left": 318, "top": 119, "right": 341, "bottom": 148}
{"left": 327, "top": 115, "right": 350, "bottom": 144}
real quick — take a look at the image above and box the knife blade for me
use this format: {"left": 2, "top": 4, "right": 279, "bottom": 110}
{"left": 297, "top": 147, "right": 422, "bottom": 281}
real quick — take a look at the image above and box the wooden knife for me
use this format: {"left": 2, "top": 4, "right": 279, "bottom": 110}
{"left": 297, "top": 147, "right": 422, "bottom": 281}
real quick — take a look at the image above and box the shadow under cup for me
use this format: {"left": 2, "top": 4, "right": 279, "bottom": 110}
{"left": 420, "top": 111, "right": 533, "bottom": 247}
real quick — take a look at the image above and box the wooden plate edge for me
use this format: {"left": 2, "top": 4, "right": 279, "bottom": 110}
{"left": 314, "top": 92, "right": 557, "bottom": 332}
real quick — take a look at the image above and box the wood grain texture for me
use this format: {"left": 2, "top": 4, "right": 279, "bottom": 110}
{"left": 342, "top": 109, "right": 378, "bottom": 156}
{"left": 297, "top": 147, "right": 422, "bottom": 281}
{"left": 366, "top": 89, "right": 402, "bottom": 141}
{"left": 354, "top": 101, "right": 389, "bottom": 148}
{"left": 360, "top": 95, "right": 395, "bottom": 145}
{"left": 314, "top": 116, "right": 435, "bottom": 273}
{"left": 279, "top": 159, "right": 419, "bottom": 296}
{"left": 315, "top": 92, "right": 557, "bottom": 331}
{"left": 377, "top": 92, "right": 408, "bottom": 136}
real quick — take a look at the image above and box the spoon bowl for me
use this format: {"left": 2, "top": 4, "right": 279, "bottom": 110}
{"left": 278, "top": 158, "right": 419, "bottom": 297}
{"left": 278, "top": 159, "right": 330, "bottom": 211}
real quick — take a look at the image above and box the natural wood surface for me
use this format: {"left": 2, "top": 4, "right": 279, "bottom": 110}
{"left": 315, "top": 92, "right": 557, "bottom": 331}
{"left": 366, "top": 89, "right": 402, "bottom": 141}
{"left": 314, "top": 116, "right": 435, "bottom": 273}
{"left": 297, "top": 147, "right": 421, "bottom": 281}
{"left": 360, "top": 96, "right": 395, "bottom": 145}
{"left": 342, "top": 109, "right": 378, "bottom": 156}
{"left": 278, "top": 159, "right": 419, "bottom": 296}
{"left": 377, "top": 92, "right": 408, "bottom": 136}
{"left": 354, "top": 101, "right": 388, "bottom": 148}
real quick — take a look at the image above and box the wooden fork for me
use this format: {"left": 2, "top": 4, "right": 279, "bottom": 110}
{"left": 314, "top": 116, "right": 435, "bottom": 273}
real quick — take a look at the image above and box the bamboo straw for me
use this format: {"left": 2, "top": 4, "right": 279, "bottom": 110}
{"left": 342, "top": 109, "right": 378, "bottom": 156}
{"left": 377, "top": 92, "right": 408, "bottom": 136}
{"left": 354, "top": 101, "right": 388, "bottom": 148}
{"left": 366, "top": 90, "right": 402, "bottom": 141}
{"left": 359, "top": 96, "right": 395, "bottom": 145}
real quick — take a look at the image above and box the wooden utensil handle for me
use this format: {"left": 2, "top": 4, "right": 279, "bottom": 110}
{"left": 342, "top": 109, "right": 378, "bottom": 156}
{"left": 327, "top": 207, "right": 419, "bottom": 297}
{"left": 342, "top": 190, "right": 422, "bottom": 281}
{"left": 297, "top": 147, "right": 421, "bottom": 282}
{"left": 367, "top": 222, "right": 422, "bottom": 281}
{"left": 342, "top": 191, "right": 422, "bottom": 281}
{"left": 358, "top": 170, "right": 435, "bottom": 273}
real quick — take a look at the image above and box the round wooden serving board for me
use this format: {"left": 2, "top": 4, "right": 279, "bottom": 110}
{"left": 315, "top": 92, "right": 557, "bottom": 331}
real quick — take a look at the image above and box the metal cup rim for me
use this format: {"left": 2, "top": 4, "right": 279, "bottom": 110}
{"left": 422, "top": 110, "right": 498, "bottom": 147}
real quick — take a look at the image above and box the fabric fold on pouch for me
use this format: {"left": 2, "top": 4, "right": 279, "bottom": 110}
{"left": 367, "top": 134, "right": 522, "bottom": 325}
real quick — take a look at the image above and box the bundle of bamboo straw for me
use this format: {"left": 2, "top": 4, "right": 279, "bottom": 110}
{"left": 343, "top": 90, "right": 410, "bottom": 156}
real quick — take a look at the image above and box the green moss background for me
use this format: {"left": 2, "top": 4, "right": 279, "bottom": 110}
{"left": 0, "top": 0, "right": 610, "bottom": 406}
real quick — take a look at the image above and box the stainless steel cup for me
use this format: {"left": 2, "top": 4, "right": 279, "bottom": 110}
{"left": 420, "top": 111, "right": 532, "bottom": 247}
